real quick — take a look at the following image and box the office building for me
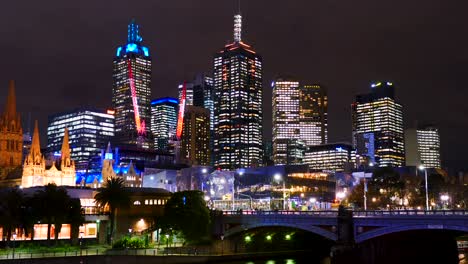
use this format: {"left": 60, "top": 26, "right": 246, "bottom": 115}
{"left": 352, "top": 82, "right": 404, "bottom": 167}
{"left": 112, "top": 20, "right": 152, "bottom": 149}
{"left": 180, "top": 106, "right": 210, "bottom": 166}
{"left": 304, "top": 143, "right": 353, "bottom": 172}
{"left": 47, "top": 108, "right": 114, "bottom": 175}
{"left": 272, "top": 79, "right": 301, "bottom": 165}
{"left": 150, "top": 97, "right": 178, "bottom": 151}
{"left": 300, "top": 84, "right": 328, "bottom": 145}
{"left": 405, "top": 125, "right": 441, "bottom": 169}
{"left": 213, "top": 14, "right": 263, "bottom": 170}
{"left": 178, "top": 82, "right": 194, "bottom": 107}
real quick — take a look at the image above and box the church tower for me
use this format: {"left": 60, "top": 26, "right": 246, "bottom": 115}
{"left": 22, "top": 120, "right": 46, "bottom": 187}
{"left": 0, "top": 80, "right": 23, "bottom": 173}
{"left": 101, "top": 142, "right": 116, "bottom": 182}
{"left": 59, "top": 127, "right": 76, "bottom": 185}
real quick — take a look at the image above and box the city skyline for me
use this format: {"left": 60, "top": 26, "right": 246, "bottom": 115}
{"left": 0, "top": 1, "right": 467, "bottom": 170}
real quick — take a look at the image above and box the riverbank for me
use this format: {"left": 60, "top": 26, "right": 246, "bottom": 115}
{"left": 0, "top": 250, "right": 324, "bottom": 264}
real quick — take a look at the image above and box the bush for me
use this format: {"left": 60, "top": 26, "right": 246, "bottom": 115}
{"left": 112, "top": 236, "right": 146, "bottom": 249}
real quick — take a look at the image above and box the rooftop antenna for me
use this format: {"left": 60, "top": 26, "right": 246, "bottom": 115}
{"left": 233, "top": 0, "right": 242, "bottom": 42}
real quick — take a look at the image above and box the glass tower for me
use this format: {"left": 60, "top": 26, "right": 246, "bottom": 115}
{"left": 112, "top": 20, "right": 152, "bottom": 149}
{"left": 300, "top": 84, "right": 328, "bottom": 146}
{"left": 47, "top": 108, "right": 114, "bottom": 176}
{"left": 272, "top": 78, "right": 301, "bottom": 165}
{"left": 213, "top": 14, "right": 263, "bottom": 170}
{"left": 150, "top": 97, "right": 178, "bottom": 151}
{"left": 352, "top": 82, "right": 405, "bottom": 167}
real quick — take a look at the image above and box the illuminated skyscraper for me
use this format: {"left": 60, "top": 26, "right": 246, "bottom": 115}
{"left": 180, "top": 106, "right": 210, "bottom": 166}
{"left": 112, "top": 20, "right": 152, "bottom": 149}
{"left": 352, "top": 82, "right": 404, "bottom": 167}
{"left": 272, "top": 79, "right": 301, "bottom": 165}
{"left": 178, "top": 82, "right": 194, "bottom": 107}
{"left": 47, "top": 108, "right": 114, "bottom": 176}
{"left": 405, "top": 125, "right": 441, "bottom": 169}
{"left": 150, "top": 97, "right": 178, "bottom": 151}
{"left": 213, "top": 14, "right": 263, "bottom": 170}
{"left": 300, "top": 84, "right": 328, "bottom": 145}
{"left": 193, "top": 74, "right": 214, "bottom": 131}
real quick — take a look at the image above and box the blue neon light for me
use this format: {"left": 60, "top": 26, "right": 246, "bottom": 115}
{"left": 116, "top": 47, "right": 122, "bottom": 57}
{"left": 151, "top": 97, "right": 178, "bottom": 105}
{"left": 142, "top": 46, "right": 149, "bottom": 57}
{"left": 126, "top": 43, "right": 138, "bottom": 53}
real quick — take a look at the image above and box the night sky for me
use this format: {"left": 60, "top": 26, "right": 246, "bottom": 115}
{"left": 0, "top": 1, "right": 467, "bottom": 171}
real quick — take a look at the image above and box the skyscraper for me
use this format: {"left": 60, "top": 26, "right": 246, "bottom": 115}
{"left": 150, "top": 97, "right": 178, "bottom": 151}
{"left": 352, "top": 82, "right": 404, "bottom": 167}
{"left": 112, "top": 20, "right": 152, "bottom": 149}
{"left": 178, "top": 82, "right": 194, "bottom": 107}
{"left": 47, "top": 108, "right": 114, "bottom": 176}
{"left": 272, "top": 78, "right": 301, "bottom": 165}
{"left": 405, "top": 125, "right": 441, "bottom": 169}
{"left": 300, "top": 84, "right": 328, "bottom": 145}
{"left": 180, "top": 105, "right": 210, "bottom": 166}
{"left": 193, "top": 74, "right": 214, "bottom": 131}
{"left": 213, "top": 14, "right": 263, "bottom": 170}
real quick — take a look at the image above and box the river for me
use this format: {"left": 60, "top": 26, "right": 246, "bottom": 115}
{"left": 218, "top": 257, "right": 331, "bottom": 264}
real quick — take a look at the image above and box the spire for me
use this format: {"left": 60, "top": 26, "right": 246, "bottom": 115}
{"left": 60, "top": 127, "right": 71, "bottom": 161}
{"left": 233, "top": 14, "right": 242, "bottom": 42}
{"left": 4, "top": 80, "right": 17, "bottom": 122}
{"left": 106, "top": 142, "right": 112, "bottom": 154}
{"left": 127, "top": 19, "right": 142, "bottom": 44}
{"left": 29, "top": 120, "right": 42, "bottom": 160}
{"left": 104, "top": 142, "right": 113, "bottom": 160}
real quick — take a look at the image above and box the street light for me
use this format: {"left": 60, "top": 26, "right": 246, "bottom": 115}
{"left": 165, "top": 234, "right": 170, "bottom": 255}
{"left": 274, "top": 173, "right": 286, "bottom": 210}
{"left": 419, "top": 165, "right": 429, "bottom": 210}
{"left": 220, "top": 235, "right": 224, "bottom": 255}
{"left": 441, "top": 194, "right": 449, "bottom": 209}
{"left": 79, "top": 231, "right": 84, "bottom": 256}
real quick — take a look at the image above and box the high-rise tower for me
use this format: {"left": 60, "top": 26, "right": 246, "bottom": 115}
{"left": 150, "top": 97, "right": 178, "bottom": 151}
{"left": 112, "top": 20, "right": 152, "bottom": 149}
{"left": 300, "top": 84, "right": 328, "bottom": 145}
{"left": 352, "top": 82, "right": 404, "bottom": 167}
{"left": 213, "top": 14, "right": 263, "bottom": 170}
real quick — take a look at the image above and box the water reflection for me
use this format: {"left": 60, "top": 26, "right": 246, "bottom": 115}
{"left": 222, "top": 258, "right": 328, "bottom": 264}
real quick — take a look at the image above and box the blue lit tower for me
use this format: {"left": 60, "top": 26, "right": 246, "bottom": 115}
{"left": 213, "top": 14, "right": 263, "bottom": 170}
{"left": 112, "top": 20, "right": 153, "bottom": 149}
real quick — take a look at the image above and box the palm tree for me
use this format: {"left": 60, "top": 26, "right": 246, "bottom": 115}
{"left": 68, "top": 198, "right": 84, "bottom": 245}
{"left": 94, "top": 177, "right": 130, "bottom": 244}
{"left": 33, "top": 183, "right": 71, "bottom": 243}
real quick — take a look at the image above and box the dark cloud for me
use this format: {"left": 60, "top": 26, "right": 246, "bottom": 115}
{"left": 0, "top": 0, "right": 467, "bottom": 170}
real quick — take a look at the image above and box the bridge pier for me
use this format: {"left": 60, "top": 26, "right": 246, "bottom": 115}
{"left": 330, "top": 206, "right": 356, "bottom": 264}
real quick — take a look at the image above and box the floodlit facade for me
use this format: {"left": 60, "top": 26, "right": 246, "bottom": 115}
{"left": 150, "top": 97, "right": 178, "bottom": 151}
{"left": 304, "top": 143, "right": 352, "bottom": 172}
{"left": 213, "top": 14, "right": 263, "bottom": 170}
{"left": 300, "top": 84, "right": 328, "bottom": 146}
{"left": 0, "top": 80, "right": 23, "bottom": 182}
{"left": 112, "top": 20, "right": 152, "bottom": 149}
{"left": 272, "top": 79, "right": 300, "bottom": 165}
{"left": 47, "top": 108, "right": 114, "bottom": 175}
{"left": 23, "top": 121, "right": 75, "bottom": 187}
{"left": 181, "top": 106, "right": 210, "bottom": 166}
{"left": 352, "top": 82, "right": 404, "bottom": 167}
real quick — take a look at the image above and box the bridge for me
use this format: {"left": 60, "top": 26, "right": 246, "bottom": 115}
{"left": 217, "top": 209, "right": 468, "bottom": 243}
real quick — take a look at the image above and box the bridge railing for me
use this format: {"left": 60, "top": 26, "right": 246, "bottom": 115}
{"left": 222, "top": 210, "right": 338, "bottom": 216}
{"left": 353, "top": 210, "right": 468, "bottom": 217}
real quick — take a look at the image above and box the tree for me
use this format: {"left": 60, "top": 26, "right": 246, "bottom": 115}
{"left": 68, "top": 198, "right": 85, "bottom": 245}
{"left": 33, "top": 183, "right": 72, "bottom": 243}
{"left": 94, "top": 177, "right": 130, "bottom": 244}
{"left": 0, "top": 187, "right": 25, "bottom": 244}
{"left": 158, "top": 190, "right": 210, "bottom": 244}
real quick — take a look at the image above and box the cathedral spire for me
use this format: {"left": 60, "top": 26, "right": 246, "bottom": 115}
{"left": 4, "top": 80, "right": 17, "bottom": 122}
{"left": 29, "top": 120, "right": 42, "bottom": 162}
{"left": 61, "top": 127, "right": 71, "bottom": 162}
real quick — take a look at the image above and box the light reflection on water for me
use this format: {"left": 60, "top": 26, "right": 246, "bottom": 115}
{"left": 225, "top": 257, "right": 329, "bottom": 264}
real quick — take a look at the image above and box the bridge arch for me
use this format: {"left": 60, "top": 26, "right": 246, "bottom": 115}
{"left": 224, "top": 222, "right": 338, "bottom": 241}
{"left": 356, "top": 224, "right": 468, "bottom": 243}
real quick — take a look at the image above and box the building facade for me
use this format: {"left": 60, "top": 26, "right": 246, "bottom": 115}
{"left": 22, "top": 122, "right": 75, "bottom": 187}
{"left": 300, "top": 84, "right": 328, "bottom": 146}
{"left": 112, "top": 20, "right": 152, "bottom": 149}
{"left": 150, "top": 97, "right": 178, "bottom": 151}
{"left": 272, "top": 79, "right": 301, "bottom": 165}
{"left": 47, "top": 108, "right": 114, "bottom": 176}
{"left": 0, "top": 80, "right": 23, "bottom": 181}
{"left": 180, "top": 106, "right": 210, "bottom": 166}
{"left": 213, "top": 14, "right": 263, "bottom": 170}
{"left": 405, "top": 125, "right": 441, "bottom": 169}
{"left": 352, "top": 82, "right": 404, "bottom": 167}
{"left": 303, "top": 143, "right": 353, "bottom": 172}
